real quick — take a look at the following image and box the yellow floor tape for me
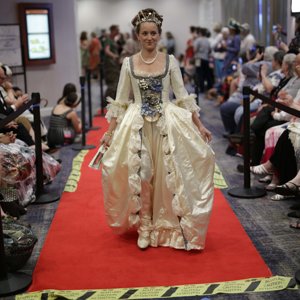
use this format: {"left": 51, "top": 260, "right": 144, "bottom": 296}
{"left": 64, "top": 153, "right": 227, "bottom": 193}
{"left": 64, "top": 150, "right": 89, "bottom": 192}
{"left": 16, "top": 276, "right": 298, "bottom": 300}
{"left": 213, "top": 163, "right": 228, "bottom": 189}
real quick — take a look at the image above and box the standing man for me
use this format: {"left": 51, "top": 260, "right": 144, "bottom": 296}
{"left": 240, "top": 23, "right": 256, "bottom": 62}
{"left": 103, "top": 25, "right": 121, "bottom": 101}
{"left": 193, "top": 27, "right": 212, "bottom": 93}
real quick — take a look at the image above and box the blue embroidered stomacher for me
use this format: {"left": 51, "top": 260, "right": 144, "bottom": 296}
{"left": 138, "top": 77, "right": 162, "bottom": 122}
{"left": 130, "top": 55, "right": 169, "bottom": 122}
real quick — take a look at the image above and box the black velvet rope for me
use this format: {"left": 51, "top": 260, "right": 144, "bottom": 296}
{"left": 243, "top": 86, "right": 300, "bottom": 118}
{"left": 0, "top": 99, "right": 34, "bottom": 129}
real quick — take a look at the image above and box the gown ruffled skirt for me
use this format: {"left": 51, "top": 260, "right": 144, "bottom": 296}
{"left": 102, "top": 101, "right": 215, "bottom": 250}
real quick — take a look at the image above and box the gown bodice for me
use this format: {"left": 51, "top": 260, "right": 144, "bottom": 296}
{"left": 105, "top": 54, "right": 200, "bottom": 125}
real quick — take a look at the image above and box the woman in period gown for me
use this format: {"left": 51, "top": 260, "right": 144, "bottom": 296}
{"left": 101, "top": 8, "right": 215, "bottom": 250}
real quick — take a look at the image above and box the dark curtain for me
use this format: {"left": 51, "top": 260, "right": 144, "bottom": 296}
{"left": 221, "top": 0, "right": 288, "bottom": 47}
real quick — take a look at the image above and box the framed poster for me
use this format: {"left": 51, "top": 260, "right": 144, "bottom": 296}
{"left": 291, "top": 0, "right": 300, "bottom": 16}
{"left": 18, "top": 3, "right": 56, "bottom": 65}
{"left": 0, "top": 24, "right": 22, "bottom": 67}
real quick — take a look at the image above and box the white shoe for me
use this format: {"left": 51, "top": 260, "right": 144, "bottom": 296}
{"left": 137, "top": 235, "right": 150, "bottom": 249}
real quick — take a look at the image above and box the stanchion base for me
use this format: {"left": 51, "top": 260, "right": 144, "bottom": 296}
{"left": 72, "top": 144, "right": 96, "bottom": 151}
{"left": 0, "top": 272, "right": 32, "bottom": 297}
{"left": 228, "top": 187, "right": 266, "bottom": 199}
{"left": 33, "top": 192, "right": 60, "bottom": 205}
{"left": 86, "top": 126, "right": 100, "bottom": 131}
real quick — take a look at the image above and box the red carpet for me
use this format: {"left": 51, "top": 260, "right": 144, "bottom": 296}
{"left": 29, "top": 116, "right": 271, "bottom": 291}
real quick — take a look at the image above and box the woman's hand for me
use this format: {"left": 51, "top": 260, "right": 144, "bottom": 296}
{"left": 15, "top": 94, "right": 29, "bottom": 109}
{"left": 278, "top": 41, "right": 289, "bottom": 52}
{"left": 100, "top": 131, "right": 113, "bottom": 148}
{"left": 0, "top": 132, "right": 16, "bottom": 144}
{"left": 198, "top": 126, "right": 212, "bottom": 143}
{"left": 276, "top": 91, "right": 293, "bottom": 107}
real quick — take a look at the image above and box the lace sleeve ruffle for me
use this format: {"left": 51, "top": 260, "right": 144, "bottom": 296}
{"left": 105, "top": 97, "right": 131, "bottom": 123}
{"left": 174, "top": 94, "right": 201, "bottom": 113}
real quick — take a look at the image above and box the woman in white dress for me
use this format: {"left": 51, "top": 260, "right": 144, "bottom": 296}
{"left": 100, "top": 8, "right": 215, "bottom": 250}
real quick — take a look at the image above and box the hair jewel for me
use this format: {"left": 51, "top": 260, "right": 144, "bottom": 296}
{"left": 135, "top": 11, "right": 162, "bottom": 28}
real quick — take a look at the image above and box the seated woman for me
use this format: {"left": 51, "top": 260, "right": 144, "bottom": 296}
{"left": 250, "top": 91, "right": 300, "bottom": 200}
{"left": 57, "top": 83, "right": 77, "bottom": 105}
{"left": 234, "top": 49, "right": 285, "bottom": 132}
{"left": 250, "top": 53, "right": 299, "bottom": 166}
{"left": 47, "top": 92, "right": 81, "bottom": 148}
{"left": 262, "top": 89, "right": 300, "bottom": 164}
{"left": 0, "top": 65, "right": 36, "bottom": 148}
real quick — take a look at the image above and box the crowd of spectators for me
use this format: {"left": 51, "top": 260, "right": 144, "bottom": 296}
{"left": 2, "top": 14, "right": 300, "bottom": 274}
{"left": 0, "top": 64, "right": 84, "bottom": 213}
{"left": 56, "top": 16, "right": 300, "bottom": 225}
{"left": 164, "top": 15, "right": 300, "bottom": 229}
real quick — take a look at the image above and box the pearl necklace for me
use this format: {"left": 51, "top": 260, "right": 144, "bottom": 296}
{"left": 139, "top": 50, "right": 158, "bottom": 65}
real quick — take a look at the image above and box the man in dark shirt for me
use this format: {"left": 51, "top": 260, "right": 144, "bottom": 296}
{"left": 0, "top": 64, "right": 34, "bottom": 146}
{"left": 0, "top": 64, "right": 28, "bottom": 115}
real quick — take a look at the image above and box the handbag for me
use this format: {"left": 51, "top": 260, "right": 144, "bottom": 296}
{"left": 89, "top": 144, "right": 107, "bottom": 170}
{"left": 0, "top": 187, "right": 27, "bottom": 218}
{"left": 2, "top": 216, "right": 37, "bottom": 271}
{"left": 63, "top": 127, "right": 75, "bottom": 144}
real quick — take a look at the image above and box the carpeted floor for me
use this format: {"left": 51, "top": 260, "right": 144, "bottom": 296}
{"left": 3, "top": 84, "right": 300, "bottom": 299}
{"left": 27, "top": 116, "right": 271, "bottom": 292}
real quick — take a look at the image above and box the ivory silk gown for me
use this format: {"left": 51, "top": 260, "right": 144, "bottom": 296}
{"left": 102, "top": 54, "right": 215, "bottom": 250}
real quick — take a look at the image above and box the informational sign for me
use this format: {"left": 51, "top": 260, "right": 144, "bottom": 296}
{"left": 0, "top": 24, "right": 22, "bottom": 67}
{"left": 291, "top": 0, "right": 300, "bottom": 15}
{"left": 26, "top": 9, "right": 51, "bottom": 60}
{"left": 18, "top": 3, "right": 55, "bottom": 65}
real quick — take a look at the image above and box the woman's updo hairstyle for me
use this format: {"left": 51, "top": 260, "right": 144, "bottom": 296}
{"left": 131, "top": 8, "right": 163, "bottom": 34}
{"left": 64, "top": 92, "right": 80, "bottom": 107}
{"left": 57, "top": 83, "right": 77, "bottom": 104}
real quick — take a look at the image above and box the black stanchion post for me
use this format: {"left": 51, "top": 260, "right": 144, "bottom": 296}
{"left": 72, "top": 76, "right": 96, "bottom": 151}
{"left": 86, "top": 69, "right": 100, "bottom": 131}
{"left": 194, "top": 72, "right": 199, "bottom": 103}
{"left": 31, "top": 93, "right": 60, "bottom": 204}
{"left": 100, "top": 62, "right": 105, "bottom": 115}
{"left": 228, "top": 86, "right": 266, "bottom": 199}
{"left": 243, "top": 86, "right": 251, "bottom": 189}
{"left": 95, "top": 62, "right": 105, "bottom": 116}
{"left": 0, "top": 217, "right": 7, "bottom": 278}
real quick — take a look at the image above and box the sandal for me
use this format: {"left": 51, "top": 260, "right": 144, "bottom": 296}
{"left": 258, "top": 175, "right": 272, "bottom": 183}
{"left": 287, "top": 211, "right": 300, "bottom": 218}
{"left": 270, "top": 194, "right": 293, "bottom": 201}
{"left": 290, "top": 221, "right": 300, "bottom": 229}
{"left": 274, "top": 182, "right": 300, "bottom": 196}
{"left": 250, "top": 164, "right": 273, "bottom": 175}
{"left": 265, "top": 183, "right": 277, "bottom": 191}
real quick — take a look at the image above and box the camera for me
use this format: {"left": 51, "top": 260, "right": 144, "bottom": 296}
{"left": 231, "top": 64, "right": 238, "bottom": 72}
{"left": 250, "top": 45, "right": 264, "bottom": 55}
{"left": 272, "top": 25, "right": 278, "bottom": 33}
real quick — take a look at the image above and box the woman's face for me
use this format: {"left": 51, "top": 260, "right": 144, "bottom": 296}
{"left": 281, "top": 61, "right": 289, "bottom": 76}
{"left": 295, "top": 54, "right": 300, "bottom": 77}
{"left": 271, "top": 58, "right": 277, "bottom": 70}
{"left": 137, "top": 22, "right": 160, "bottom": 51}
